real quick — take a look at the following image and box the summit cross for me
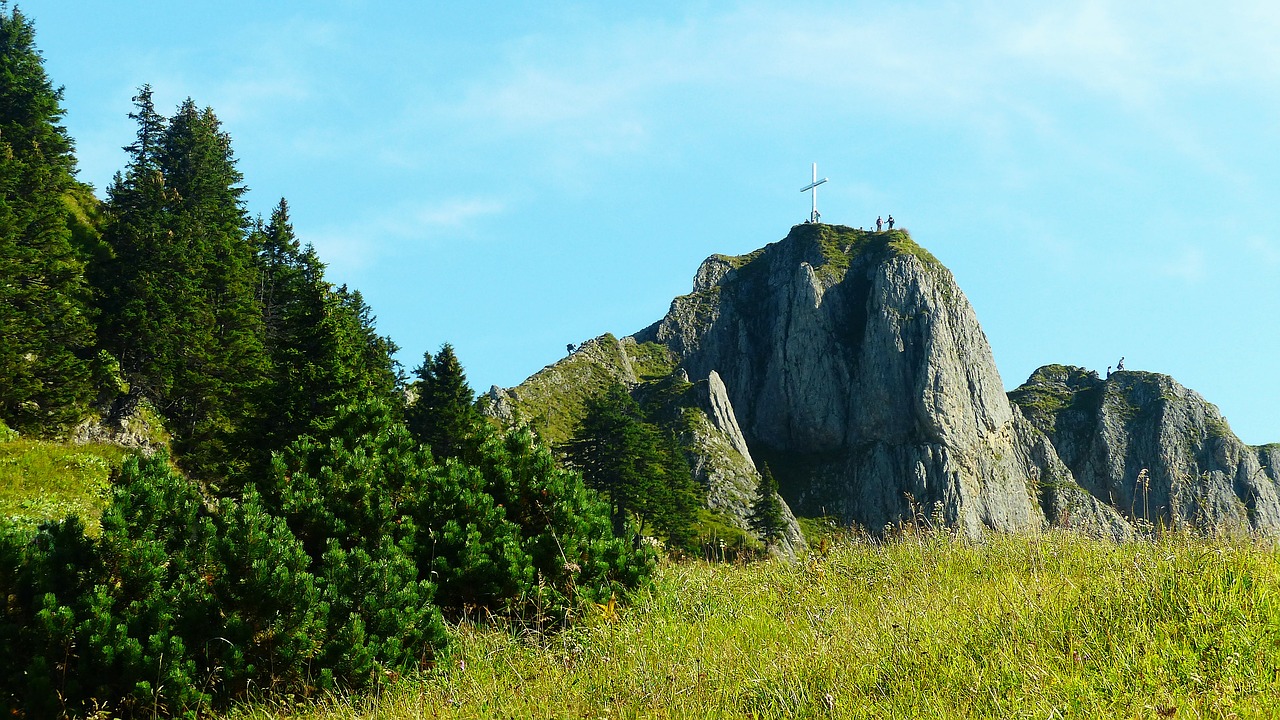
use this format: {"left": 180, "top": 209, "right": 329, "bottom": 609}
{"left": 800, "top": 162, "right": 828, "bottom": 223}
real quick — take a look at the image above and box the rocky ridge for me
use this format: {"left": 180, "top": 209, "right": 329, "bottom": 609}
{"left": 633, "top": 224, "right": 1125, "bottom": 537}
{"left": 487, "top": 335, "right": 806, "bottom": 557}
{"left": 491, "top": 223, "right": 1275, "bottom": 545}
{"left": 1010, "top": 364, "right": 1280, "bottom": 534}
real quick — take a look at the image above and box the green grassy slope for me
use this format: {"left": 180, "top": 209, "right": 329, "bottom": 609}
{"left": 232, "top": 531, "right": 1280, "bottom": 719}
{"left": 498, "top": 334, "right": 676, "bottom": 445}
{"left": 0, "top": 431, "right": 131, "bottom": 535}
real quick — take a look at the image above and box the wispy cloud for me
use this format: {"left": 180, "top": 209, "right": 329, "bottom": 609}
{"left": 408, "top": 198, "right": 506, "bottom": 230}
{"left": 1245, "top": 236, "right": 1280, "bottom": 266}
{"left": 301, "top": 196, "right": 506, "bottom": 272}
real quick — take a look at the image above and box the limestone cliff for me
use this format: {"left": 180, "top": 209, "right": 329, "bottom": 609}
{"left": 1010, "top": 365, "right": 1280, "bottom": 533}
{"left": 634, "top": 223, "right": 1123, "bottom": 536}
{"left": 495, "top": 222, "right": 1279, "bottom": 544}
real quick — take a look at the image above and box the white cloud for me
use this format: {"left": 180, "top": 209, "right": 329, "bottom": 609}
{"left": 1003, "top": 2, "right": 1156, "bottom": 107}
{"left": 409, "top": 198, "right": 506, "bottom": 229}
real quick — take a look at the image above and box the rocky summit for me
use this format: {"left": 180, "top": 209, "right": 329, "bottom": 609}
{"left": 490, "top": 223, "right": 1277, "bottom": 545}
{"left": 1010, "top": 364, "right": 1280, "bottom": 534}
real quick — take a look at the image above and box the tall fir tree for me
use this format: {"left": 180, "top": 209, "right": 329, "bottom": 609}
{"left": 240, "top": 198, "right": 402, "bottom": 480}
{"left": 98, "top": 90, "right": 267, "bottom": 477}
{"left": 159, "top": 99, "right": 266, "bottom": 473}
{"left": 329, "top": 284, "right": 401, "bottom": 401}
{"left": 251, "top": 198, "right": 330, "bottom": 458}
{"left": 97, "top": 86, "right": 185, "bottom": 405}
{"left": 565, "top": 381, "right": 699, "bottom": 544}
{"left": 406, "top": 343, "right": 483, "bottom": 461}
{"left": 0, "top": 5, "right": 95, "bottom": 433}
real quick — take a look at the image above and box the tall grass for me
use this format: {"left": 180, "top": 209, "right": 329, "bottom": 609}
{"left": 230, "top": 530, "right": 1280, "bottom": 719}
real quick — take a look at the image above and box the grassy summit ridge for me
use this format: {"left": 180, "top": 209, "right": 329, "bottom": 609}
{"left": 494, "top": 334, "right": 677, "bottom": 445}
{"left": 708, "top": 224, "right": 942, "bottom": 289}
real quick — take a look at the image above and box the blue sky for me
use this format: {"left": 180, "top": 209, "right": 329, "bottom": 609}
{"left": 21, "top": 1, "right": 1280, "bottom": 445}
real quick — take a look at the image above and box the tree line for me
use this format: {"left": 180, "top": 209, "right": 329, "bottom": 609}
{"left": 0, "top": 7, "right": 655, "bottom": 716}
{"left": 0, "top": 5, "right": 792, "bottom": 714}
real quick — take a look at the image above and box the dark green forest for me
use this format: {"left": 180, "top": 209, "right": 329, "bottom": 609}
{"left": 0, "top": 7, "right": 662, "bottom": 716}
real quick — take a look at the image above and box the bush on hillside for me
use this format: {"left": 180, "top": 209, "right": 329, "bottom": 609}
{"left": 270, "top": 398, "right": 653, "bottom": 624}
{"left": 0, "top": 400, "right": 653, "bottom": 716}
{"left": 1, "top": 452, "right": 433, "bottom": 717}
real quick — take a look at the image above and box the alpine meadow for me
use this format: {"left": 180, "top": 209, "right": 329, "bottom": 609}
{"left": 4, "top": 4, "right": 1280, "bottom": 719}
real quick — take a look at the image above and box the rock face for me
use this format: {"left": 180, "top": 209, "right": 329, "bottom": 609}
{"left": 1011, "top": 365, "right": 1280, "bottom": 534}
{"left": 635, "top": 223, "right": 1123, "bottom": 536}
{"left": 495, "top": 222, "right": 1274, "bottom": 544}
{"left": 677, "top": 371, "right": 805, "bottom": 558}
{"left": 71, "top": 397, "right": 169, "bottom": 455}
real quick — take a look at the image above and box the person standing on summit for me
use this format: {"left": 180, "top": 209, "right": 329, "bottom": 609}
{"left": 876, "top": 216, "right": 883, "bottom": 231}
{"left": 887, "top": 215, "right": 895, "bottom": 229}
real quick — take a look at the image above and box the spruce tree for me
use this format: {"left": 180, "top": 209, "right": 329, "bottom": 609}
{"left": 565, "top": 382, "right": 699, "bottom": 544}
{"left": 97, "top": 86, "right": 189, "bottom": 406}
{"left": 158, "top": 99, "right": 267, "bottom": 474}
{"left": 748, "top": 463, "right": 788, "bottom": 547}
{"left": 328, "top": 284, "right": 401, "bottom": 402}
{"left": 249, "top": 199, "right": 345, "bottom": 463}
{"left": 0, "top": 5, "right": 95, "bottom": 433}
{"left": 406, "top": 343, "right": 483, "bottom": 461}
{"left": 98, "top": 91, "right": 268, "bottom": 477}
{"left": 240, "top": 198, "right": 403, "bottom": 481}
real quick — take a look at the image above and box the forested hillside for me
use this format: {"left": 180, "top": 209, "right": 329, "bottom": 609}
{"left": 0, "top": 7, "right": 653, "bottom": 716}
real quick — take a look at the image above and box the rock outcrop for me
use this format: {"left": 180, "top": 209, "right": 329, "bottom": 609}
{"left": 1011, "top": 364, "right": 1280, "bottom": 534}
{"left": 634, "top": 223, "right": 1123, "bottom": 536}
{"left": 674, "top": 371, "right": 804, "bottom": 558}
{"left": 493, "top": 222, "right": 1273, "bottom": 546}
{"left": 71, "top": 397, "right": 169, "bottom": 455}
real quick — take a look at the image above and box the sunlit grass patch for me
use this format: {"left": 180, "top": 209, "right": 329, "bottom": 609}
{"left": 0, "top": 438, "right": 130, "bottom": 534}
{"left": 230, "top": 531, "right": 1280, "bottom": 719}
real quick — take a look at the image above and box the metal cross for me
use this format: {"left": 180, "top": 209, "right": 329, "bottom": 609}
{"left": 800, "top": 162, "right": 828, "bottom": 223}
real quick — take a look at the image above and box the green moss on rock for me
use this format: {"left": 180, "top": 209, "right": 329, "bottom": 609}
{"left": 1009, "top": 364, "right": 1104, "bottom": 434}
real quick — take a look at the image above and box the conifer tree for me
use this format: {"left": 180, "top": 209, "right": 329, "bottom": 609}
{"left": 328, "top": 284, "right": 401, "bottom": 401}
{"left": 565, "top": 382, "right": 699, "bottom": 544}
{"left": 158, "top": 99, "right": 267, "bottom": 473}
{"left": 406, "top": 343, "right": 483, "bottom": 461}
{"left": 97, "top": 86, "right": 191, "bottom": 406}
{"left": 748, "top": 463, "right": 788, "bottom": 547}
{"left": 239, "top": 198, "right": 403, "bottom": 481}
{"left": 98, "top": 91, "right": 268, "bottom": 477}
{"left": 0, "top": 5, "right": 95, "bottom": 433}
{"left": 249, "top": 199, "right": 347, "bottom": 461}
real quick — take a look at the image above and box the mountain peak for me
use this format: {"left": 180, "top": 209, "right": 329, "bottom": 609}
{"left": 496, "top": 224, "right": 1280, "bottom": 542}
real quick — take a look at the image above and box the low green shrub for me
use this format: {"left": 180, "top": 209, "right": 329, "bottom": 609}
{"left": 0, "top": 398, "right": 653, "bottom": 716}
